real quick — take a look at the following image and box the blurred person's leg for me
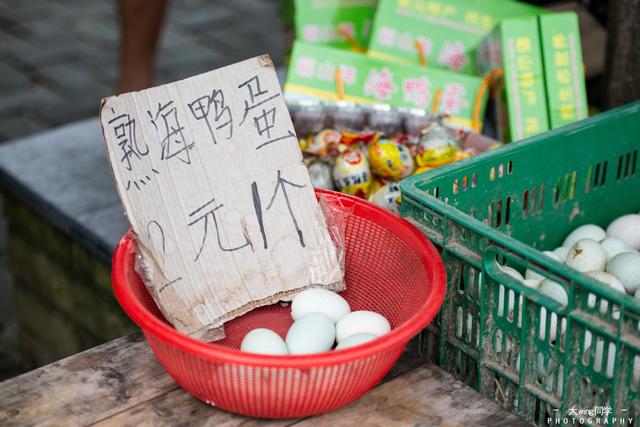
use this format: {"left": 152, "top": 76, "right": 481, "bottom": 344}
{"left": 116, "top": 0, "right": 169, "bottom": 94}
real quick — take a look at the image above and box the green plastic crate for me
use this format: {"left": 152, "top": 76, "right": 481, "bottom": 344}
{"left": 400, "top": 101, "right": 640, "bottom": 425}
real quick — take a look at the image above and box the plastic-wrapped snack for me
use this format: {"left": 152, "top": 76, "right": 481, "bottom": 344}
{"left": 333, "top": 148, "right": 371, "bottom": 198}
{"left": 368, "top": 182, "right": 401, "bottom": 213}
{"left": 331, "top": 101, "right": 367, "bottom": 131}
{"left": 303, "top": 128, "right": 341, "bottom": 157}
{"left": 368, "top": 138, "right": 415, "bottom": 180}
{"left": 367, "top": 104, "right": 403, "bottom": 136}
{"left": 307, "top": 159, "right": 335, "bottom": 190}
{"left": 401, "top": 108, "right": 437, "bottom": 134}
{"left": 415, "top": 121, "right": 462, "bottom": 168}
{"left": 289, "top": 99, "right": 326, "bottom": 136}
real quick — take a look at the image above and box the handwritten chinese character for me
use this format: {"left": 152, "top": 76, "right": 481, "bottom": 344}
{"left": 108, "top": 111, "right": 148, "bottom": 172}
{"left": 364, "top": 67, "right": 397, "bottom": 100}
{"left": 188, "top": 196, "right": 252, "bottom": 261}
{"left": 188, "top": 89, "right": 233, "bottom": 145}
{"left": 148, "top": 101, "right": 192, "bottom": 165}
{"left": 239, "top": 75, "right": 295, "bottom": 150}
{"left": 108, "top": 109, "right": 157, "bottom": 191}
{"left": 238, "top": 75, "right": 279, "bottom": 125}
{"left": 253, "top": 170, "right": 307, "bottom": 249}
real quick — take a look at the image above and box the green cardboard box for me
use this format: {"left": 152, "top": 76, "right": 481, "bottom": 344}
{"left": 294, "top": 0, "right": 378, "bottom": 51}
{"left": 285, "top": 41, "right": 488, "bottom": 131}
{"left": 539, "top": 12, "right": 588, "bottom": 129}
{"left": 476, "top": 16, "right": 550, "bottom": 142}
{"left": 368, "top": 0, "right": 543, "bottom": 74}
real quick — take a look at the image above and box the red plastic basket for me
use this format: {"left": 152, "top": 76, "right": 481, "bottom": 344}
{"left": 112, "top": 189, "right": 446, "bottom": 418}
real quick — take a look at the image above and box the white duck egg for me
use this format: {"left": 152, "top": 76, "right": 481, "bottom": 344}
{"left": 286, "top": 313, "right": 336, "bottom": 354}
{"left": 336, "top": 311, "right": 391, "bottom": 343}
{"left": 565, "top": 239, "right": 606, "bottom": 272}
{"left": 606, "top": 252, "right": 640, "bottom": 294}
{"left": 335, "top": 333, "right": 378, "bottom": 350}
{"left": 540, "top": 279, "right": 568, "bottom": 307}
{"left": 585, "top": 271, "right": 626, "bottom": 320}
{"left": 600, "top": 237, "right": 634, "bottom": 262}
{"left": 607, "top": 214, "right": 640, "bottom": 250}
{"left": 291, "top": 287, "right": 350, "bottom": 323}
{"left": 498, "top": 265, "right": 524, "bottom": 281}
{"left": 525, "top": 251, "right": 561, "bottom": 282}
{"left": 563, "top": 224, "right": 606, "bottom": 247}
{"left": 523, "top": 278, "right": 542, "bottom": 288}
{"left": 553, "top": 246, "right": 570, "bottom": 262}
{"left": 241, "top": 328, "right": 288, "bottom": 355}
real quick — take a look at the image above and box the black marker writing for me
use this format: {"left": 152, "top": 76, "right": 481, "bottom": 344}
{"left": 188, "top": 89, "right": 233, "bottom": 145}
{"left": 188, "top": 197, "right": 253, "bottom": 261}
{"left": 266, "top": 170, "right": 306, "bottom": 248}
{"left": 148, "top": 101, "right": 193, "bottom": 165}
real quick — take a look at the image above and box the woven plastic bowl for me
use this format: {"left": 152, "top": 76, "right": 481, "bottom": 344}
{"left": 112, "top": 189, "right": 446, "bottom": 418}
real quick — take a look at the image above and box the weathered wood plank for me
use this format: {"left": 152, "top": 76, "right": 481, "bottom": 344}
{"left": 91, "top": 388, "right": 290, "bottom": 427}
{"left": 1, "top": 332, "right": 525, "bottom": 427}
{"left": 289, "top": 363, "right": 528, "bottom": 427}
{"left": 0, "top": 333, "right": 176, "bottom": 427}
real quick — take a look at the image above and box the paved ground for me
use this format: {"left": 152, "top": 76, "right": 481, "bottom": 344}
{"left": 0, "top": 0, "right": 286, "bottom": 379}
{"left": 0, "top": 0, "right": 286, "bottom": 142}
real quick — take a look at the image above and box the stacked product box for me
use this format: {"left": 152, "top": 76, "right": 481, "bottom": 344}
{"left": 284, "top": 41, "right": 489, "bottom": 131}
{"left": 368, "top": 0, "right": 543, "bottom": 74}
{"left": 476, "top": 16, "right": 550, "bottom": 142}
{"left": 538, "top": 12, "right": 588, "bottom": 129}
{"left": 476, "top": 12, "right": 588, "bottom": 142}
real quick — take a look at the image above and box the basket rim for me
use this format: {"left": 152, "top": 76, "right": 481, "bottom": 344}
{"left": 111, "top": 189, "right": 446, "bottom": 368}
{"left": 399, "top": 102, "right": 640, "bottom": 311}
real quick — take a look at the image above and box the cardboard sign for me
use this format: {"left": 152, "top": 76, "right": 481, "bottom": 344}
{"left": 476, "top": 17, "right": 550, "bottom": 142}
{"left": 284, "top": 41, "right": 488, "bottom": 131}
{"left": 294, "top": 0, "right": 377, "bottom": 51}
{"left": 539, "top": 12, "right": 588, "bottom": 129}
{"left": 101, "top": 55, "right": 343, "bottom": 341}
{"left": 368, "top": 0, "right": 543, "bottom": 74}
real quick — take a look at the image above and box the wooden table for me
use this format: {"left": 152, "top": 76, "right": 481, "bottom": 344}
{"left": 0, "top": 333, "right": 527, "bottom": 427}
